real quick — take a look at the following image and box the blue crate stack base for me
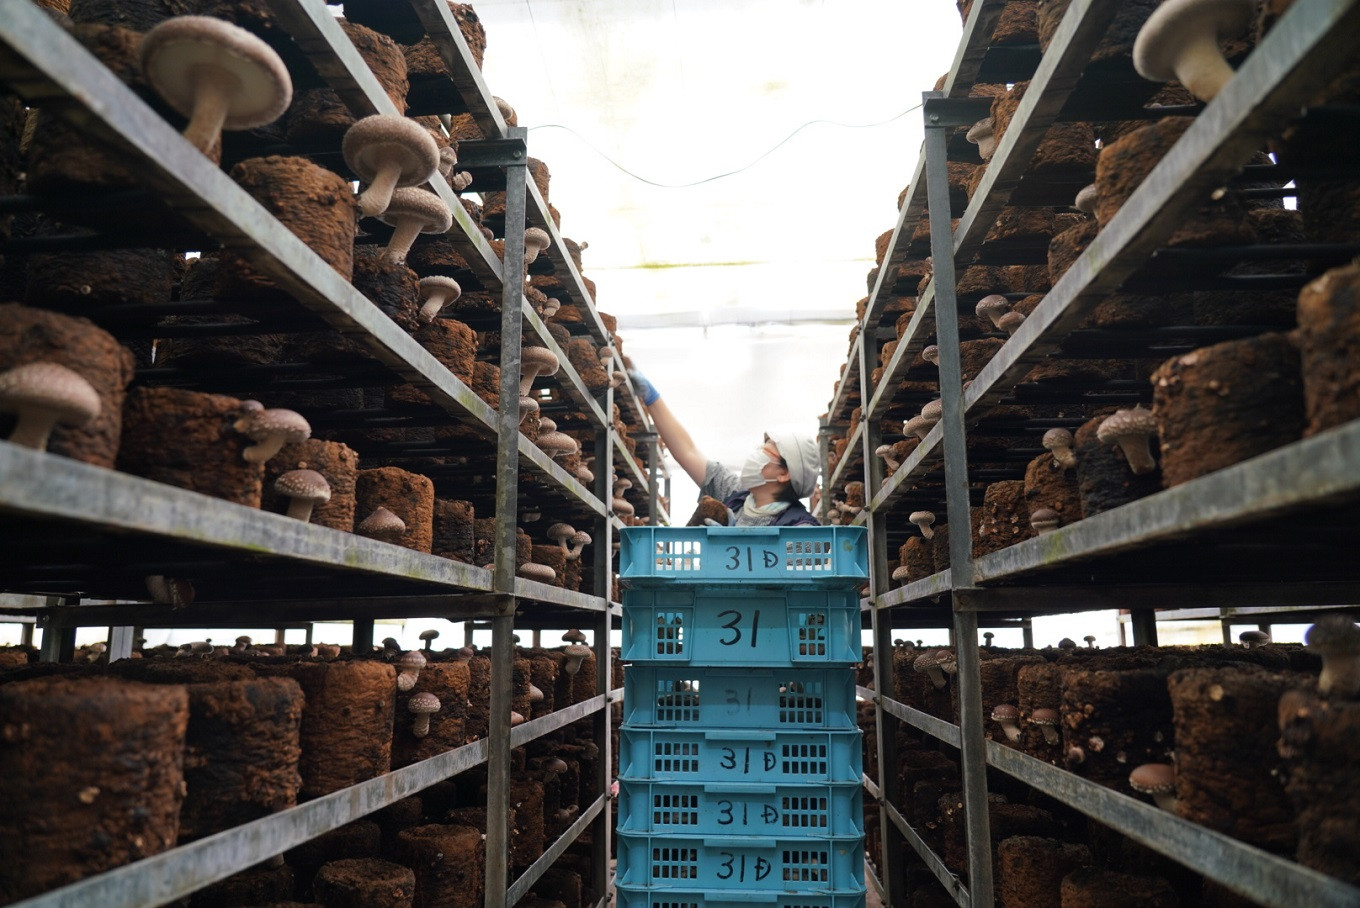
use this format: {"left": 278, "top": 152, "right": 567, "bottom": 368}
{"left": 617, "top": 526, "right": 869, "bottom": 908}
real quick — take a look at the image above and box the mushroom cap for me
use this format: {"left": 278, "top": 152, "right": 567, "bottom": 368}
{"left": 920, "top": 398, "right": 943, "bottom": 421}
{"left": 1132, "top": 0, "right": 1256, "bottom": 82}
{"left": 890, "top": 565, "right": 912, "bottom": 581}
{"left": 991, "top": 703, "right": 1019, "bottom": 722}
{"left": 1238, "top": 629, "right": 1271, "bottom": 646}
{"left": 419, "top": 274, "right": 462, "bottom": 301}
{"left": 379, "top": 187, "right": 453, "bottom": 234}
{"left": 921, "top": 345, "right": 940, "bottom": 365}
{"left": 570, "top": 530, "right": 592, "bottom": 546}
{"left": 975, "top": 294, "right": 1010, "bottom": 319}
{"left": 1030, "top": 507, "right": 1061, "bottom": 531}
{"left": 1128, "top": 762, "right": 1176, "bottom": 796}
{"left": 903, "top": 414, "right": 933, "bottom": 437}
{"left": 408, "top": 691, "right": 441, "bottom": 714}
{"left": 397, "top": 650, "right": 427, "bottom": 670}
{"left": 494, "top": 96, "right": 518, "bottom": 125}
{"left": 996, "top": 311, "right": 1026, "bottom": 334}
{"left": 1042, "top": 427, "right": 1074, "bottom": 450}
{"left": 357, "top": 506, "right": 406, "bottom": 540}
{"left": 562, "top": 628, "right": 587, "bottom": 644}
{"left": 419, "top": 629, "right": 439, "bottom": 641}
{"left": 523, "top": 226, "right": 552, "bottom": 257}
{"left": 518, "top": 562, "right": 556, "bottom": 583}
{"left": 965, "top": 116, "right": 994, "bottom": 144}
{"left": 538, "top": 430, "right": 579, "bottom": 458}
{"left": 234, "top": 406, "right": 310, "bottom": 445}
{"left": 547, "top": 522, "right": 576, "bottom": 542}
{"left": 1030, "top": 707, "right": 1060, "bottom": 726}
{"left": 140, "top": 16, "right": 292, "bottom": 131}
{"left": 1096, "top": 406, "right": 1157, "bottom": 446}
{"left": 342, "top": 115, "right": 440, "bottom": 190}
{"left": 912, "top": 650, "right": 941, "bottom": 672}
{"left": 522, "top": 345, "right": 561, "bottom": 376}
{"left": 274, "top": 468, "right": 331, "bottom": 504}
{"left": 0, "top": 361, "right": 101, "bottom": 428}
{"left": 909, "top": 510, "right": 935, "bottom": 526}
{"left": 562, "top": 643, "right": 592, "bottom": 659}
{"left": 1305, "top": 615, "right": 1360, "bottom": 654}
{"left": 1074, "top": 184, "right": 1098, "bottom": 214}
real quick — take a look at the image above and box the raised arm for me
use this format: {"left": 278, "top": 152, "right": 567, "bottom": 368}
{"left": 628, "top": 369, "right": 708, "bottom": 486}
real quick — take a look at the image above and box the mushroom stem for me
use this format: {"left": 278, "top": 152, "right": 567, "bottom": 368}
{"left": 8, "top": 411, "right": 62, "bottom": 450}
{"left": 1040, "top": 725, "right": 1060, "bottom": 746}
{"left": 412, "top": 713, "right": 432, "bottom": 738}
{"left": 358, "top": 165, "right": 403, "bottom": 219}
{"left": 1152, "top": 790, "right": 1179, "bottom": 812}
{"left": 285, "top": 498, "right": 317, "bottom": 522}
{"left": 242, "top": 434, "right": 289, "bottom": 464}
{"left": 182, "top": 64, "right": 238, "bottom": 152}
{"left": 1169, "top": 33, "right": 1237, "bottom": 102}
{"left": 384, "top": 217, "right": 427, "bottom": 264}
{"left": 925, "top": 665, "right": 946, "bottom": 689}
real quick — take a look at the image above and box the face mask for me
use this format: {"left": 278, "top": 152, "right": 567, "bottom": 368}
{"left": 738, "top": 445, "right": 776, "bottom": 491}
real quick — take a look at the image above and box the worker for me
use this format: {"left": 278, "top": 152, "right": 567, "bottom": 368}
{"left": 627, "top": 367, "right": 821, "bottom": 526}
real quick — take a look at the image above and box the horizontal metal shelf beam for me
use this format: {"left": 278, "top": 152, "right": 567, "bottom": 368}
{"left": 960, "top": 582, "right": 1360, "bottom": 613}
{"left": 878, "top": 694, "right": 962, "bottom": 749}
{"left": 974, "top": 420, "right": 1360, "bottom": 583}
{"left": 1146, "top": 604, "right": 1358, "bottom": 623}
{"left": 0, "top": 444, "right": 483, "bottom": 590}
{"left": 877, "top": 571, "right": 955, "bottom": 609}
{"left": 505, "top": 792, "right": 605, "bottom": 906}
{"left": 8, "top": 738, "right": 491, "bottom": 908}
{"left": 987, "top": 743, "right": 1360, "bottom": 908}
{"left": 509, "top": 689, "right": 619, "bottom": 748}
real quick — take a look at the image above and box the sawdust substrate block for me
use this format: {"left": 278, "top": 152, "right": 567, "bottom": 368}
{"left": 284, "top": 818, "right": 381, "bottom": 899}
{"left": 1022, "top": 451, "right": 1081, "bottom": 531}
{"left": 1150, "top": 331, "right": 1304, "bottom": 488}
{"left": 1059, "top": 665, "right": 1177, "bottom": 787}
{"left": 1279, "top": 694, "right": 1360, "bottom": 884}
{"left": 285, "top": 20, "right": 407, "bottom": 146}
{"left": 997, "top": 835, "right": 1091, "bottom": 908}
{"left": 0, "top": 676, "right": 188, "bottom": 901}
{"left": 25, "top": 246, "right": 181, "bottom": 310}
{"left": 432, "top": 498, "right": 476, "bottom": 562}
{"left": 404, "top": 2, "right": 486, "bottom": 75}
{"left": 1297, "top": 262, "right": 1360, "bottom": 435}
{"left": 1018, "top": 661, "right": 1066, "bottom": 762}
{"left": 396, "top": 823, "right": 485, "bottom": 908}
{"left": 1073, "top": 410, "right": 1161, "bottom": 517}
{"left": 249, "top": 660, "right": 395, "bottom": 799}
{"left": 566, "top": 337, "right": 610, "bottom": 391}
{"left": 973, "top": 480, "right": 1034, "bottom": 558}
{"left": 1060, "top": 868, "right": 1178, "bottom": 907}
{"left": 260, "top": 438, "right": 359, "bottom": 532}
{"left": 356, "top": 466, "right": 436, "bottom": 553}
{"left": 313, "top": 857, "right": 415, "bottom": 908}
{"left": 188, "top": 861, "right": 294, "bottom": 908}
{"left": 118, "top": 386, "right": 264, "bottom": 506}
{"left": 1037, "top": 0, "right": 1157, "bottom": 59}
{"left": 392, "top": 660, "right": 471, "bottom": 768}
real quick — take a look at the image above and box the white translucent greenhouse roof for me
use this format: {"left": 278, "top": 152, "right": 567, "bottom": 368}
{"left": 474, "top": 0, "right": 963, "bottom": 507}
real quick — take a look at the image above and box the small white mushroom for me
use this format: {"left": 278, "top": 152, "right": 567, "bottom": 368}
{"left": 520, "top": 346, "right": 561, "bottom": 396}
{"left": 562, "top": 642, "right": 591, "bottom": 675}
{"left": 975, "top": 294, "right": 1011, "bottom": 330}
{"left": 997, "top": 310, "right": 1025, "bottom": 336}
{"left": 966, "top": 117, "right": 996, "bottom": 160}
{"left": 1030, "top": 507, "right": 1061, "bottom": 534}
{"left": 522, "top": 227, "right": 552, "bottom": 265}
{"left": 357, "top": 506, "right": 406, "bottom": 543}
{"left": 876, "top": 443, "right": 901, "bottom": 472}
{"left": 1074, "top": 184, "right": 1098, "bottom": 215}
{"left": 518, "top": 562, "right": 557, "bottom": 583}
{"left": 274, "top": 469, "right": 331, "bottom": 522}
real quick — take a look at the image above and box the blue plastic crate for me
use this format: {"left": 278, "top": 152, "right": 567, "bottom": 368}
{"left": 618, "top": 728, "right": 862, "bottom": 785}
{"left": 619, "top": 526, "right": 868, "bottom": 588}
{"left": 621, "top": 587, "right": 862, "bottom": 667}
{"left": 617, "top": 779, "right": 864, "bottom": 837}
{"left": 616, "top": 830, "right": 864, "bottom": 892}
{"left": 623, "top": 666, "right": 858, "bottom": 731}
{"left": 614, "top": 885, "right": 866, "bottom": 908}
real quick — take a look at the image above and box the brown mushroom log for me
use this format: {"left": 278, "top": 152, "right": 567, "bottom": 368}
{"left": 1017, "top": 661, "right": 1066, "bottom": 764}
{"left": 1073, "top": 410, "right": 1162, "bottom": 518}
{"left": 0, "top": 303, "right": 135, "bottom": 468}
{"left": 395, "top": 823, "right": 485, "bottom": 908}
{"left": 1022, "top": 448, "right": 1082, "bottom": 533}
{"left": 1278, "top": 690, "right": 1360, "bottom": 884}
{"left": 0, "top": 677, "right": 189, "bottom": 901}
{"left": 1150, "top": 331, "right": 1305, "bottom": 488}
{"left": 188, "top": 861, "right": 295, "bottom": 907}
{"left": 1060, "top": 663, "right": 1177, "bottom": 788}
{"left": 117, "top": 387, "right": 265, "bottom": 506}
{"left": 1167, "top": 666, "right": 1303, "bottom": 853}
{"left": 1296, "top": 262, "right": 1360, "bottom": 437}
{"left": 896, "top": 535, "right": 936, "bottom": 584}
{"left": 996, "top": 835, "right": 1092, "bottom": 908}
{"left": 1059, "top": 868, "right": 1179, "bottom": 908}
{"left": 281, "top": 819, "right": 382, "bottom": 902}
{"left": 248, "top": 660, "right": 396, "bottom": 799}
{"left": 355, "top": 466, "right": 436, "bottom": 553}
{"left": 285, "top": 20, "right": 408, "bottom": 145}
{"left": 220, "top": 155, "right": 358, "bottom": 296}
{"left": 392, "top": 660, "right": 470, "bottom": 768}
{"left": 260, "top": 438, "right": 360, "bottom": 532}
{"left": 1037, "top": 0, "right": 1158, "bottom": 61}
{"left": 24, "top": 245, "right": 183, "bottom": 312}
{"left": 432, "top": 498, "right": 476, "bottom": 563}
{"left": 107, "top": 660, "right": 304, "bottom": 842}
{"left": 313, "top": 857, "right": 416, "bottom": 908}
{"left": 973, "top": 480, "right": 1037, "bottom": 558}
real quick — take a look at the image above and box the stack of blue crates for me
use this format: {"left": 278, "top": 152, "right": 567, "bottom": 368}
{"left": 616, "top": 525, "right": 870, "bottom": 908}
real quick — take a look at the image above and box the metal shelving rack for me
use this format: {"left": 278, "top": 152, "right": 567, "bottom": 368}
{"left": 836, "top": 0, "right": 1360, "bottom": 906}
{"left": 0, "top": 0, "right": 651, "bottom": 904}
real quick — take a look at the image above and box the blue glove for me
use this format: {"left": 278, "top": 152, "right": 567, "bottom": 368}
{"left": 628, "top": 368, "right": 660, "bottom": 406}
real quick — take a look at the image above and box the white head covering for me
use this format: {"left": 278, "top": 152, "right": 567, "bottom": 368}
{"left": 767, "top": 430, "right": 819, "bottom": 499}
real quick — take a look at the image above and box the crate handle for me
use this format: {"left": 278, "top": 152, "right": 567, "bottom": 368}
{"left": 702, "top": 835, "right": 771, "bottom": 848}
{"left": 702, "top": 526, "right": 779, "bottom": 536}
{"left": 703, "top": 730, "right": 776, "bottom": 742}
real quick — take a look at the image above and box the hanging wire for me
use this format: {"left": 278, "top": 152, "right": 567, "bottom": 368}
{"left": 526, "top": 101, "right": 925, "bottom": 189}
